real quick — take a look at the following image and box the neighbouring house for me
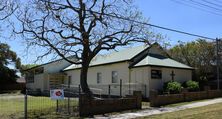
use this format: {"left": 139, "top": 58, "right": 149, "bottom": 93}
{"left": 25, "top": 43, "right": 193, "bottom": 98}
{"left": 25, "top": 58, "right": 73, "bottom": 92}
{"left": 16, "top": 77, "right": 26, "bottom": 84}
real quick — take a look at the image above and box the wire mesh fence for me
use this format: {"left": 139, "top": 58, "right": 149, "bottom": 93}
{"left": 25, "top": 89, "right": 79, "bottom": 118}
{"left": 0, "top": 82, "right": 145, "bottom": 119}
{"left": 0, "top": 88, "right": 79, "bottom": 119}
{"left": 0, "top": 93, "right": 24, "bottom": 119}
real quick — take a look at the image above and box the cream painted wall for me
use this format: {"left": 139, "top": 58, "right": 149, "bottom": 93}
{"left": 162, "top": 68, "right": 192, "bottom": 83}
{"left": 26, "top": 73, "right": 48, "bottom": 91}
{"left": 65, "top": 64, "right": 192, "bottom": 97}
{"left": 148, "top": 67, "right": 164, "bottom": 92}
{"left": 26, "top": 59, "right": 71, "bottom": 91}
{"left": 66, "top": 62, "right": 130, "bottom": 85}
{"left": 130, "top": 67, "right": 149, "bottom": 97}
{"left": 65, "top": 62, "right": 130, "bottom": 95}
{"left": 149, "top": 67, "right": 192, "bottom": 94}
{"left": 65, "top": 70, "right": 81, "bottom": 85}
{"left": 131, "top": 66, "right": 192, "bottom": 97}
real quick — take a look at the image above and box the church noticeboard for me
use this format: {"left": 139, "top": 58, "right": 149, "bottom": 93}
{"left": 151, "top": 69, "right": 162, "bottom": 79}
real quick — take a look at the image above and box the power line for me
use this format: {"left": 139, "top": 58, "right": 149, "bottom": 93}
{"left": 107, "top": 15, "right": 215, "bottom": 40}
{"left": 170, "top": 0, "right": 222, "bottom": 16}
{"left": 202, "top": 0, "right": 222, "bottom": 8}
{"left": 40, "top": 0, "right": 216, "bottom": 40}
{"left": 188, "top": 0, "right": 222, "bottom": 12}
{"left": 184, "top": 0, "right": 222, "bottom": 14}
{"left": 212, "top": 0, "right": 222, "bottom": 5}
{"left": 172, "top": 0, "right": 222, "bottom": 16}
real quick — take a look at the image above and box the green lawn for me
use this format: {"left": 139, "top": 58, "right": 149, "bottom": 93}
{"left": 0, "top": 95, "right": 79, "bottom": 119}
{"left": 162, "top": 99, "right": 210, "bottom": 107}
{"left": 139, "top": 103, "right": 222, "bottom": 119}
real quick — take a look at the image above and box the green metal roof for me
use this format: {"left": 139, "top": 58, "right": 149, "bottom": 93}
{"left": 134, "top": 53, "right": 193, "bottom": 69}
{"left": 63, "top": 44, "right": 193, "bottom": 71}
{"left": 63, "top": 45, "right": 148, "bottom": 71}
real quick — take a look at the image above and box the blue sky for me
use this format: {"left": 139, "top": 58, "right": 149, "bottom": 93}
{"left": 1, "top": 0, "right": 222, "bottom": 64}
{"left": 135, "top": 0, "right": 222, "bottom": 42}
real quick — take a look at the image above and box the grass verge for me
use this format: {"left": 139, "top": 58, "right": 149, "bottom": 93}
{"left": 0, "top": 95, "right": 78, "bottom": 119}
{"left": 162, "top": 99, "right": 210, "bottom": 107}
{"left": 138, "top": 102, "right": 222, "bottom": 119}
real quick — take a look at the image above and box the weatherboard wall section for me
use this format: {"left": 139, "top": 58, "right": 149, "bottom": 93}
{"left": 130, "top": 66, "right": 150, "bottom": 97}
{"left": 65, "top": 62, "right": 130, "bottom": 96}
{"left": 161, "top": 68, "right": 192, "bottom": 83}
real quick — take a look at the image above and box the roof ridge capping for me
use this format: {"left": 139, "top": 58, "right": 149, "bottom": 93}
{"left": 93, "top": 44, "right": 149, "bottom": 58}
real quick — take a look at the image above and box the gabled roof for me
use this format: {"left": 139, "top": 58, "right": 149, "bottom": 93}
{"left": 134, "top": 53, "right": 193, "bottom": 69}
{"left": 63, "top": 43, "right": 193, "bottom": 71}
{"left": 24, "top": 56, "right": 75, "bottom": 71}
{"left": 63, "top": 45, "right": 149, "bottom": 71}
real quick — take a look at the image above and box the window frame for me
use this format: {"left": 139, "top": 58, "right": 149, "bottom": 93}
{"left": 151, "top": 69, "right": 162, "bottom": 79}
{"left": 68, "top": 75, "right": 72, "bottom": 85}
{"left": 111, "top": 71, "right": 118, "bottom": 83}
{"left": 26, "top": 71, "right": 34, "bottom": 83}
{"left": 97, "top": 72, "right": 102, "bottom": 84}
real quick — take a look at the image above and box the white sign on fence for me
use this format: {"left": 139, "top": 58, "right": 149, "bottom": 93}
{"left": 50, "top": 89, "right": 64, "bottom": 100}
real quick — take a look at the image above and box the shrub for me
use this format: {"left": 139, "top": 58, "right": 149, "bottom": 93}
{"left": 164, "top": 81, "right": 182, "bottom": 94}
{"left": 186, "top": 80, "right": 199, "bottom": 91}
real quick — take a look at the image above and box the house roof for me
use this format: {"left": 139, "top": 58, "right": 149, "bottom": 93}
{"left": 24, "top": 56, "right": 75, "bottom": 71}
{"left": 133, "top": 53, "right": 193, "bottom": 69}
{"left": 64, "top": 43, "right": 193, "bottom": 71}
{"left": 63, "top": 45, "right": 149, "bottom": 71}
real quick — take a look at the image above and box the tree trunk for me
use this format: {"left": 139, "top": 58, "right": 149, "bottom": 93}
{"left": 80, "top": 63, "right": 92, "bottom": 96}
{"left": 80, "top": 36, "right": 93, "bottom": 96}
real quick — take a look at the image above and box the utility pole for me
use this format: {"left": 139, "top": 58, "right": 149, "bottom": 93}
{"left": 216, "top": 38, "right": 220, "bottom": 90}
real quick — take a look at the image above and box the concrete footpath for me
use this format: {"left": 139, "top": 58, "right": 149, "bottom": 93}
{"left": 95, "top": 98, "right": 222, "bottom": 119}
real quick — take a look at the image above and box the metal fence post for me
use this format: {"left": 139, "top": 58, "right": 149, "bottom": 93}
{"left": 108, "top": 85, "right": 111, "bottom": 98}
{"left": 56, "top": 100, "right": 59, "bottom": 112}
{"left": 24, "top": 88, "right": 27, "bottom": 119}
{"left": 216, "top": 38, "right": 220, "bottom": 90}
{"left": 120, "top": 79, "right": 122, "bottom": 97}
{"left": 78, "top": 84, "right": 81, "bottom": 95}
{"left": 68, "top": 78, "right": 71, "bottom": 114}
{"left": 129, "top": 83, "right": 131, "bottom": 95}
{"left": 144, "top": 85, "right": 147, "bottom": 97}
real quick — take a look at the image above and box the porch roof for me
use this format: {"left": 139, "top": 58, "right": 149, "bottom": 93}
{"left": 133, "top": 53, "right": 193, "bottom": 69}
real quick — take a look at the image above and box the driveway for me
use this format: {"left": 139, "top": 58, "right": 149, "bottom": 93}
{"left": 0, "top": 94, "right": 24, "bottom": 99}
{"left": 95, "top": 98, "right": 222, "bottom": 119}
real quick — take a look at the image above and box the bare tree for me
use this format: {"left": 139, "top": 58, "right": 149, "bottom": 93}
{"left": 0, "top": 0, "right": 17, "bottom": 20}
{"left": 15, "top": 0, "right": 160, "bottom": 95}
{"left": 0, "top": 0, "right": 17, "bottom": 36}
